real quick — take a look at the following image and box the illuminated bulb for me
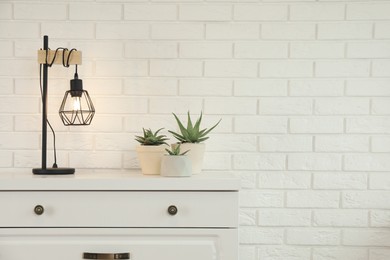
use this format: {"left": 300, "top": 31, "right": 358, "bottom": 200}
{"left": 59, "top": 70, "right": 95, "bottom": 126}
{"left": 72, "top": 96, "right": 81, "bottom": 111}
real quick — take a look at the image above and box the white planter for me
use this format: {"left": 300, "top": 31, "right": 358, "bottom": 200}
{"left": 136, "top": 145, "right": 166, "bottom": 175}
{"left": 160, "top": 156, "right": 192, "bottom": 177}
{"left": 172, "top": 143, "right": 205, "bottom": 174}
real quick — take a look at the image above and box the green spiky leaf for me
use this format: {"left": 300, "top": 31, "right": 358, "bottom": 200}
{"left": 134, "top": 128, "right": 169, "bottom": 146}
{"left": 165, "top": 144, "right": 190, "bottom": 156}
{"left": 169, "top": 111, "right": 221, "bottom": 143}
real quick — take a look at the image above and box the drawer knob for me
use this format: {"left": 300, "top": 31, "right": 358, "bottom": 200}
{"left": 83, "top": 252, "right": 130, "bottom": 259}
{"left": 34, "top": 205, "right": 44, "bottom": 215}
{"left": 167, "top": 205, "right": 178, "bottom": 216}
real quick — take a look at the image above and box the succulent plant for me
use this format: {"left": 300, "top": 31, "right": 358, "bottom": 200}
{"left": 165, "top": 144, "right": 189, "bottom": 156}
{"left": 135, "top": 128, "right": 169, "bottom": 146}
{"left": 168, "top": 111, "right": 221, "bottom": 143}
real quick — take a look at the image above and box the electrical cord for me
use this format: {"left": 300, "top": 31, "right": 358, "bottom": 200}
{"left": 39, "top": 64, "right": 57, "bottom": 168}
{"left": 40, "top": 47, "right": 77, "bottom": 168}
{"left": 45, "top": 47, "right": 77, "bottom": 68}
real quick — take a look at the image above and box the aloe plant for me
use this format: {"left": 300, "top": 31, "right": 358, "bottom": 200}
{"left": 135, "top": 128, "right": 169, "bottom": 146}
{"left": 165, "top": 144, "right": 189, "bottom": 156}
{"left": 168, "top": 111, "right": 221, "bottom": 143}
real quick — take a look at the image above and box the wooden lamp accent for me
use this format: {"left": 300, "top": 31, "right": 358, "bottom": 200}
{"left": 37, "top": 49, "right": 82, "bottom": 65}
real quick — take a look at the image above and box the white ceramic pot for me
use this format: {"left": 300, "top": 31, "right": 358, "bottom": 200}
{"left": 136, "top": 145, "right": 166, "bottom": 175}
{"left": 160, "top": 156, "right": 192, "bottom": 177}
{"left": 172, "top": 143, "right": 205, "bottom": 174}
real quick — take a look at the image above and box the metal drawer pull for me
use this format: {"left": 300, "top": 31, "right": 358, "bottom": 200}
{"left": 168, "top": 205, "right": 178, "bottom": 216}
{"left": 34, "top": 205, "right": 44, "bottom": 215}
{"left": 83, "top": 252, "right": 130, "bottom": 259}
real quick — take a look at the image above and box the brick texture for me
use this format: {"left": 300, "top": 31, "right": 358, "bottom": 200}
{"left": 1, "top": 0, "right": 389, "bottom": 259}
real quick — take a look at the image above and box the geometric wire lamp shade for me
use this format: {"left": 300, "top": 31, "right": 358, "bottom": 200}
{"left": 59, "top": 74, "right": 95, "bottom": 126}
{"left": 59, "top": 90, "right": 95, "bottom": 125}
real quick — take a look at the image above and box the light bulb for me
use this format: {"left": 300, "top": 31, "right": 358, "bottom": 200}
{"left": 72, "top": 96, "right": 81, "bottom": 111}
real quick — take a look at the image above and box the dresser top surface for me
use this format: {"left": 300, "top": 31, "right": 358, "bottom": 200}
{"left": 0, "top": 169, "right": 240, "bottom": 191}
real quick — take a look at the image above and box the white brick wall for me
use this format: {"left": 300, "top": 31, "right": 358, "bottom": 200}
{"left": 1, "top": 0, "right": 389, "bottom": 259}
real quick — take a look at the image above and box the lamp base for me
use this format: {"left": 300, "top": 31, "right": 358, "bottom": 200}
{"left": 32, "top": 167, "right": 75, "bottom": 175}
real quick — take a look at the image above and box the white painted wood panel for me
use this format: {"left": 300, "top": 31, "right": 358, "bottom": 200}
{"left": 0, "top": 172, "right": 239, "bottom": 259}
{"left": 0, "top": 228, "right": 238, "bottom": 260}
{"left": 0, "top": 191, "right": 238, "bottom": 228}
{"left": 0, "top": 170, "right": 240, "bottom": 191}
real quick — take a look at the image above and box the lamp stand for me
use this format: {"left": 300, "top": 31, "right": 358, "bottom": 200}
{"left": 33, "top": 35, "right": 75, "bottom": 175}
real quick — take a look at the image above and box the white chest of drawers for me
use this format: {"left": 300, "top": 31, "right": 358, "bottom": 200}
{"left": 0, "top": 171, "right": 239, "bottom": 260}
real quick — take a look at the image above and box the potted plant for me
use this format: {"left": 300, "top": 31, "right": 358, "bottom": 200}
{"left": 160, "top": 144, "right": 191, "bottom": 177}
{"left": 135, "top": 128, "right": 169, "bottom": 175}
{"left": 168, "top": 111, "right": 221, "bottom": 174}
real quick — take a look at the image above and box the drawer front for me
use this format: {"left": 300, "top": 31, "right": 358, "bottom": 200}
{"left": 0, "top": 228, "right": 238, "bottom": 260}
{"left": 0, "top": 191, "right": 238, "bottom": 228}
